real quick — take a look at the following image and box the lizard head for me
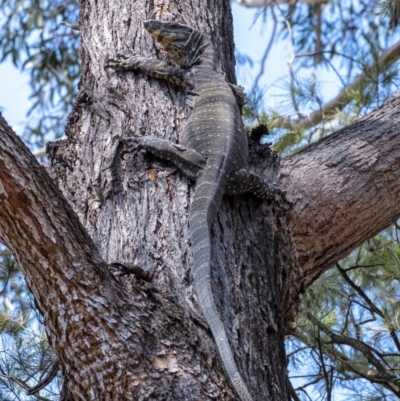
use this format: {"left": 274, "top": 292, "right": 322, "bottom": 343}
{"left": 144, "top": 20, "right": 210, "bottom": 67}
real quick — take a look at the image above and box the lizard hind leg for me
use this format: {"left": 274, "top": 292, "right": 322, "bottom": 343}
{"left": 226, "top": 168, "right": 285, "bottom": 200}
{"left": 121, "top": 135, "right": 206, "bottom": 180}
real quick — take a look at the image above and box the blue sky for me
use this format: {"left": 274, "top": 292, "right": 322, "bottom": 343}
{"left": 0, "top": 60, "right": 31, "bottom": 136}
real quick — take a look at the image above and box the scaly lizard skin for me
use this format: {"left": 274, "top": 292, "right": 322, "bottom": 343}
{"left": 106, "top": 20, "right": 283, "bottom": 401}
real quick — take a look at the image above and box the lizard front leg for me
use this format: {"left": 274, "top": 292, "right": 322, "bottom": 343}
{"left": 105, "top": 51, "right": 192, "bottom": 88}
{"left": 122, "top": 136, "right": 206, "bottom": 180}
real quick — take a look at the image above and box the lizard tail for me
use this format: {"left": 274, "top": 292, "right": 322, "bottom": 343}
{"left": 189, "top": 176, "right": 254, "bottom": 401}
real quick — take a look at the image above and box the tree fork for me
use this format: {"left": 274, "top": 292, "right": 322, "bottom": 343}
{"left": 0, "top": 111, "right": 292, "bottom": 398}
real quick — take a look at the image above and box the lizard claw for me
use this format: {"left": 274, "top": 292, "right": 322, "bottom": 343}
{"left": 104, "top": 57, "right": 121, "bottom": 70}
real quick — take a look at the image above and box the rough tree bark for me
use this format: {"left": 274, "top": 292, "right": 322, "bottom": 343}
{"left": 0, "top": 0, "right": 400, "bottom": 400}
{"left": 281, "top": 95, "right": 400, "bottom": 287}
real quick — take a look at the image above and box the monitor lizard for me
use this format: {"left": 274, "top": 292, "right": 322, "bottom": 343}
{"left": 105, "top": 19, "right": 284, "bottom": 401}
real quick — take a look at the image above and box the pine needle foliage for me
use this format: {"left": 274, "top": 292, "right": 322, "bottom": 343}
{"left": 0, "top": 251, "right": 59, "bottom": 400}
{"left": 289, "top": 228, "right": 400, "bottom": 400}
{"left": 375, "top": 0, "right": 400, "bottom": 27}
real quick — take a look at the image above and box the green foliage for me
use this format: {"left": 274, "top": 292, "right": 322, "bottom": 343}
{"left": 0, "top": 331, "right": 59, "bottom": 400}
{"left": 0, "top": 252, "right": 59, "bottom": 400}
{"left": 0, "top": 0, "right": 79, "bottom": 147}
{"left": 290, "top": 230, "right": 400, "bottom": 400}
{"left": 235, "top": 8, "right": 400, "bottom": 396}
{"left": 238, "top": 6, "right": 400, "bottom": 396}
{"left": 375, "top": 0, "right": 400, "bottom": 27}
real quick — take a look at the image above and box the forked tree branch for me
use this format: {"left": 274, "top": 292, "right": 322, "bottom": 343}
{"left": 5, "top": 84, "right": 400, "bottom": 314}
{"left": 3, "top": 38, "right": 400, "bottom": 397}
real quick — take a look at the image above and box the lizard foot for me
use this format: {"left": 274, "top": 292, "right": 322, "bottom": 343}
{"left": 109, "top": 261, "right": 154, "bottom": 282}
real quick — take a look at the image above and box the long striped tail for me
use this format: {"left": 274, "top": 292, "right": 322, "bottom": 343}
{"left": 189, "top": 177, "right": 254, "bottom": 401}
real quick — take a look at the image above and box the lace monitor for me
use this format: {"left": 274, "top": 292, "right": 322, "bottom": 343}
{"left": 106, "top": 20, "right": 283, "bottom": 401}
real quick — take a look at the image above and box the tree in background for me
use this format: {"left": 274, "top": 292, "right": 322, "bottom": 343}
{"left": 1, "top": 0, "right": 400, "bottom": 400}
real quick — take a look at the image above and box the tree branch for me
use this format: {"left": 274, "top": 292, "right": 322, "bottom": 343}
{"left": 336, "top": 263, "right": 400, "bottom": 353}
{"left": 289, "top": 380, "right": 303, "bottom": 401}
{"left": 277, "top": 39, "right": 400, "bottom": 131}
{"left": 336, "top": 263, "right": 382, "bottom": 316}
{"left": 281, "top": 91, "right": 400, "bottom": 288}
{"left": 26, "top": 360, "right": 59, "bottom": 395}
{"left": 252, "top": 7, "right": 277, "bottom": 91}
{"left": 306, "top": 311, "right": 387, "bottom": 373}
{"left": 0, "top": 373, "right": 53, "bottom": 401}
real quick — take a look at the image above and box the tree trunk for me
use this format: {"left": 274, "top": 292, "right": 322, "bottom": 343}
{"left": 0, "top": 0, "right": 295, "bottom": 400}
{"left": 1, "top": 0, "right": 400, "bottom": 400}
